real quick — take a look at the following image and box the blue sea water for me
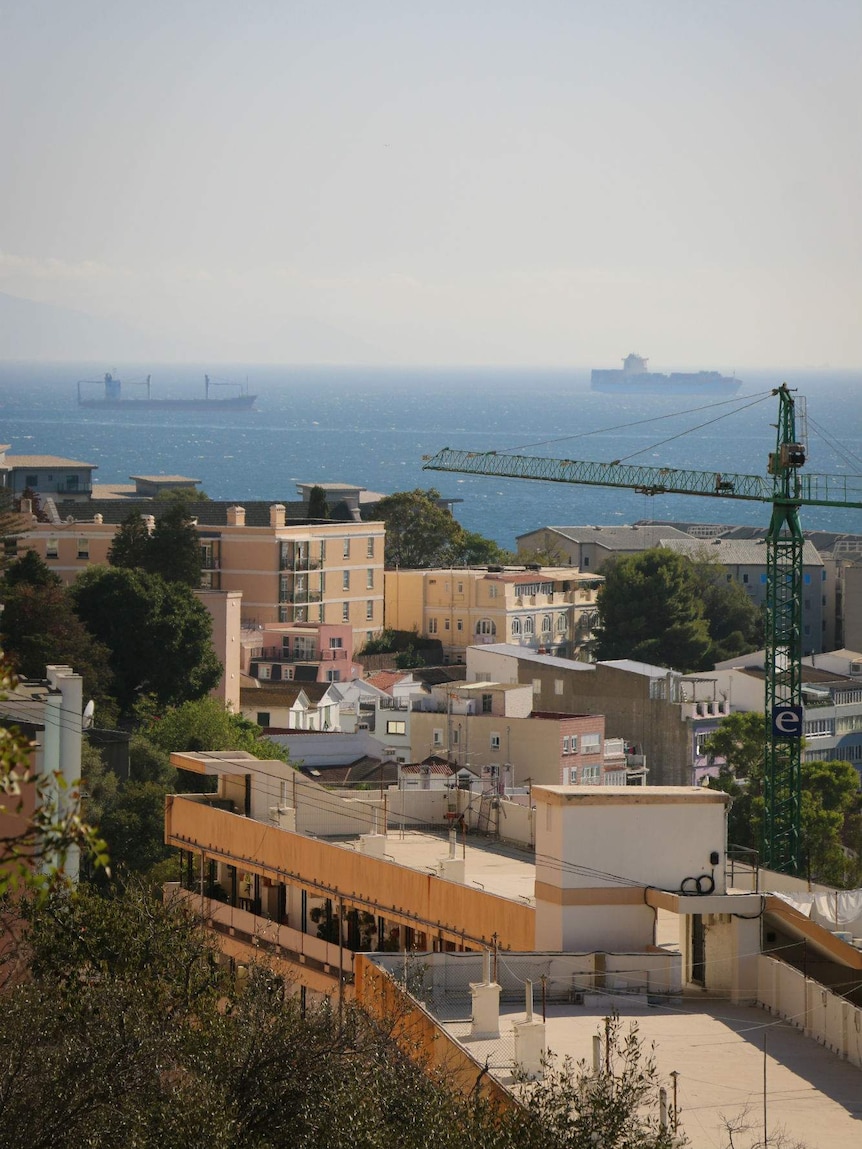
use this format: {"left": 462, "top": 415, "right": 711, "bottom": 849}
{"left": 1, "top": 362, "right": 860, "bottom": 547}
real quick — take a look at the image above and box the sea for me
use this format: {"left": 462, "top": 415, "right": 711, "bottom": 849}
{"left": 1, "top": 362, "right": 860, "bottom": 548}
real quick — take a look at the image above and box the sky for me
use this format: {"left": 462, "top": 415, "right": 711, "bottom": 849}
{"left": 0, "top": 0, "right": 859, "bottom": 366}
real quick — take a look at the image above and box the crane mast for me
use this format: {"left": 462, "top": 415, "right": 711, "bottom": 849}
{"left": 424, "top": 385, "right": 862, "bottom": 874}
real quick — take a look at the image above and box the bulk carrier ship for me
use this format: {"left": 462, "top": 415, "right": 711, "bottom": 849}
{"left": 76, "top": 373, "right": 257, "bottom": 410}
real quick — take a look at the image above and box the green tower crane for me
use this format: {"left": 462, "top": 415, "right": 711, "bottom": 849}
{"left": 423, "top": 385, "right": 862, "bottom": 874}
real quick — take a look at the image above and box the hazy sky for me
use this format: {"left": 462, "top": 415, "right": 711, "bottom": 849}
{"left": 1, "top": 0, "right": 859, "bottom": 365}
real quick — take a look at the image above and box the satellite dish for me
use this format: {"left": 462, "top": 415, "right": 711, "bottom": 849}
{"left": 82, "top": 700, "right": 95, "bottom": 730}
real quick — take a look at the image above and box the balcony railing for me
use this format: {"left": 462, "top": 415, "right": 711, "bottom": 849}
{"left": 256, "top": 646, "right": 348, "bottom": 664}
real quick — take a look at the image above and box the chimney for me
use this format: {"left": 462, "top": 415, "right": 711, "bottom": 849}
{"left": 227, "top": 505, "right": 246, "bottom": 527}
{"left": 20, "top": 498, "right": 32, "bottom": 515}
{"left": 269, "top": 503, "right": 286, "bottom": 528}
{"left": 142, "top": 514, "right": 156, "bottom": 533}
{"left": 93, "top": 513, "right": 103, "bottom": 524}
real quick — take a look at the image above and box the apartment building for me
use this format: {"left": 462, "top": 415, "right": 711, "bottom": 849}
{"left": 466, "top": 644, "right": 732, "bottom": 786}
{"left": 241, "top": 621, "right": 362, "bottom": 685}
{"left": 18, "top": 501, "right": 385, "bottom": 655}
{"left": 384, "top": 566, "right": 601, "bottom": 663}
{"left": 0, "top": 447, "right": 97, "bottom": 504}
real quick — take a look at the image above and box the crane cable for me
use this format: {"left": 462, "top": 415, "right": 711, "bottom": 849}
{"left": 612, "top": 391, "right": 774, "bottom": 465}
{"left": 502, "top": 389, "right": 776, "bottom": 455}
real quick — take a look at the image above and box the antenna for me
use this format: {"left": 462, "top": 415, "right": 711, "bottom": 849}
{"left": 82, "top": 700, "right": 95, "bottom": 730}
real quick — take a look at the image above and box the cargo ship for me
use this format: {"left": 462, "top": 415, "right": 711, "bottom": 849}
{"left": 591, "top": 354, "right": 740, "bottom": 394}
{"left": 76, "top": 373, "right": 257, "bottom": 409}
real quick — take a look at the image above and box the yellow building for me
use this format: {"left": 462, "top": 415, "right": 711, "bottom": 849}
{"left": 384, "top": 567, "right": 602, "bottom": 662}
{"left": 18, "top": 503, "right": 385, "bottom": 653}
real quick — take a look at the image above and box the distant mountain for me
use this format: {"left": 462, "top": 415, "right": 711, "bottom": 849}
{"left": 0, "top": 291, "right": 382, "bottom": 363}
{"left": 0, "top": 291, "right": 159, "bottom": 360}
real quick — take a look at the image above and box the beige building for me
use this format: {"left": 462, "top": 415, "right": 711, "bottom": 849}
{"left": 18, "top": 503, "right": 386, "bottom": 654}
{"left": 384, "top": 567, "right": 601, "bottom": 663}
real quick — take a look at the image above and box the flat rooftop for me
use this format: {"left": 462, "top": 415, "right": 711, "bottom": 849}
{"left": 439, "top": 997, "right": 862, "bottom": 1148}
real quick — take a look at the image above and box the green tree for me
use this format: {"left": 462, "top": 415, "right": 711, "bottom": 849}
{"left": 455, "top": 530, "right": 514, "bottom": 566}
{"left": 691, "top": 560, "right": 762, "bottom": 663}
{"left": 0, "top": 578, "right": 117, "bottom": 725}
{"left": 594, "top": 549, "right": 712, "bottom": 671}
{"left": 147, "top": 501, "right": 203, "bottom": 587}
{"left": 2, "top": 549, "right": 61, "bottom": 589}
{"left": 71, "top": 566, "right": 221, "bottom": 715}
{"left": 140, "top": 696, "right": 290, "bottom": 762}
{"left": 108, "top": 511, "right": 152, "bottom": 571}
{"left": 371, "top": 488, "right": 466, "bottom": 568}
{"left": 306, "top": 484, "right": 330, "bottom": 519}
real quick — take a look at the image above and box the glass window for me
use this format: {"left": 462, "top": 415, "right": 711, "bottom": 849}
{"left": 581, "top": 733, "right": 601, "bottom": 755}
{"left": 342, "top": 603, "right": 350, "bottom": 622}
{"left": 433, "top": 728, "right": 443, "bottom": 746}
{"left": 555, "top": 679, "right": 564, "bottom": 696}
{"left": 329, "top": 637, "right": 343, "bottom": 648}
{"left": 386, "top": 720, "right": 406, "bottom": 735}
{"left": 77, "top": 539, "right": 89, "bottom": 559}
{"left": 482, "top": 693, "right": 493, "bottom": 713}
{"left": 456, "top": 619, "right": 463, "bottom": 631}
{"left": 541, "top": 614, "right": 552, "bottom": 633}
{"left": 366, "top": 568, "right": 374, "bottom": 588}
{"left": 366, "top": 537, "right": 374, "bottom": 558}
{"left": 366, "top": 600, "right": 374, "bottom": 620}
{"left": 562, "top": 736, "right": 570, "bottom": 754}
{"left": 256, "top": 712, "right": 271, "bottom": 726}
{"left": 342, "top": 570, "right": 350, "bottom": 590}
{"left": 343, "top": 537, "right": 350, "bottom": 558}
{"left": 46, "top": 539, "right": 59, "bottom": 558}
{"left": 26, "top": 474, "right": 38, "bottom": 488}
{"left": 428, "top": 618, "right": 438, "bottom": 634}
{"left": 490, "top": 734, "right": 501, "bottom": 751}
{"left": 475, "top": 619, "right": 496, "bottom": 636}
{"left": 511, "top": 618, "right": 522, "bottom": 636}
{"left": 556, "top": 614, "right": 567, "bottom": 632}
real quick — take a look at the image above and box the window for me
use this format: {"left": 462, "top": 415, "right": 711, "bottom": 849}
{"left": 523, "top": 617, "right": 534, "bottom": 635}
{"left": 319, "top": 539, "right": 326, "bottom": 562}
{"left": 386, "top": 720, "right": 406, "bottom": 735}
{"left": 256, "top": 712, "right": 271, "bottom": 727}
{"left": 568, "top": 767, "right": 579, "bottom": 785}
{"left": 342, "top": 571, "right": 350, "bottom": 590}
{"left": 582, "top": 764, "right": 600, "bottom": 783}
{"left": 456, "top": 619, "right": 463, "bottom": 632}
{"left": 804, "top": 573, "right": 811, "bottom": 585}
{"left": 428, "top": 618, "right": 438, "bottom": 634}
{"left": 457, "top": 581, "right": 464, "bottom": 593}
{"left": 366, "top": 568, "right": 374, "bottom": 589}
{"left": 482, "top": 693, "right": 493, "bottom": 713}
{"left": 433, "top": 728, "right": 443, "bottom": 747}
{"left": 46, "top": 538, "right": 59, "bottom": 559}
{"left": 541, "top": 614, "right": 552, "bottom": 634}
{"left": 77, "top": 539, "right": 89, "bottom": 559}
{"left": 475, "top": 619, "right": 496, "bottom": 636}
{"left": 742, "top": 573, "right": 749, "bottom": 584}
{"left": 562, "top": 736, "right": 570, "bottom": 754}
{"left": 343, "top": 537, "right": 350, "bottom": 558}
{"left": 452, "top": 728, "right": 460, "bottom": 745}
{"left": 581, "top": 733, "right": 601, "bottom": 755}
{"left": 511, "top": 618, "right": 522, "bottom": 636}
{"left": 258, "top": 665, "right": 271, "bottom": 680}
{"left": 342, "top": 603, "right": 350, "bottom": 622}
{"left": 26, "top": 474, "right": 38, "bottom": 488}
{"left": 366, "top": 537, "right": 374, "bottom": 558}
{"left": 366, "top": 600, "right": 374, "bottom": 620}
{"left": 326, "top": 669, "right": 340, "bottom": 683}
{"left": 695, "top": 732, "right": 710, "bottom": 757}
{"left": 582, "top": 555, "right": 590, "bottom": 568}
{"left": 555, "top": 679, "right": 564, "bottom": 696}
{"left": 64, "top": 475, "right": 79, "bottom": 491}
{"left": 488, "top": 584, "right": 498, "bottom": 598}
{"left": 329, "top": 637, "right": 343, "bottom": 649}
{"left": 490, "top": 733, "right": 501, "bottom": 751}
{"left": 532, "top": 678, "right": 542, "bottom": 694}
{"left": 556, "top": 614, "right": 567, "bottom": 633}
{"left": 444, "top": 618, "right": 450, "bottom": 630}
{"left": 569, "top": 735, "right": 578, "bottom": 753}
{"left": 293, "top": 606, "right": 307, "bottom": 622}
{"left": 761, "top": 573, "right": 767, "bottom": 584}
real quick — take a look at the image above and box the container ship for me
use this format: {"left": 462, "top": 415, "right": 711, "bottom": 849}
{"left": 76, "top": 373, "right": 257, "bottom": 409}
{"left": 591, "top": 354, "right": 740, "bottom": 394}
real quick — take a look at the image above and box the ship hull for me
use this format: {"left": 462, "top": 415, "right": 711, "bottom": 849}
{"left": 78, "top": 396, "right": 257, "bottom": 410}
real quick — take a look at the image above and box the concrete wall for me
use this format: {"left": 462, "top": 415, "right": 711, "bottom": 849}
{"left": 757, "top": 955, "right": 862, "bottom": 1068}
{"left": 197, "top": 589, "right": 242, "bottom": 711}
{"left": 534, "top": 786, "right": 729, "bottom": 952}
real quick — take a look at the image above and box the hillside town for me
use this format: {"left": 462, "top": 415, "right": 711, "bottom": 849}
{"left": 2, "top": 443, "right": 862, "bottom": 1146}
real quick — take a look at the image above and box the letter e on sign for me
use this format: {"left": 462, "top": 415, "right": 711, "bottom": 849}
{"left": 772, "top": 705, "right": 803, "bottom": 739}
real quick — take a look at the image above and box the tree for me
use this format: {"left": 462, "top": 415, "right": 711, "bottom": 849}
{"left": 455, "top": 530, "right": 514, "bottom": 566}
{"left": 2, "top": 549, "right": 61, "bottom": 589}
{"left": 147, "top": 501, "right": 203, "bottom": 587}
{"left": 306, "top": 485, "right": 330, "bottom": 519}
{"left": 372, "top": 488, "right": 466, "bottom": 568}
{"left": 109, "top": 503, "right": 202, "bottom": 586}
{"left": 108, "top": 511, "right": 152, "bottom": 571}
{"left": 0, "top": 575, "right": 117, "bottom": 725}
{"left": 71, "top": 567, "right": 222, "bottom": 714}
{"left": 140, "top": 696, "right": 290, "bottom": 762}
{"left": 594, "top": 549, "right": 712, "bottom": 672}
{"left": 691, "top": 560, "right": 762, "bottom": 664}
